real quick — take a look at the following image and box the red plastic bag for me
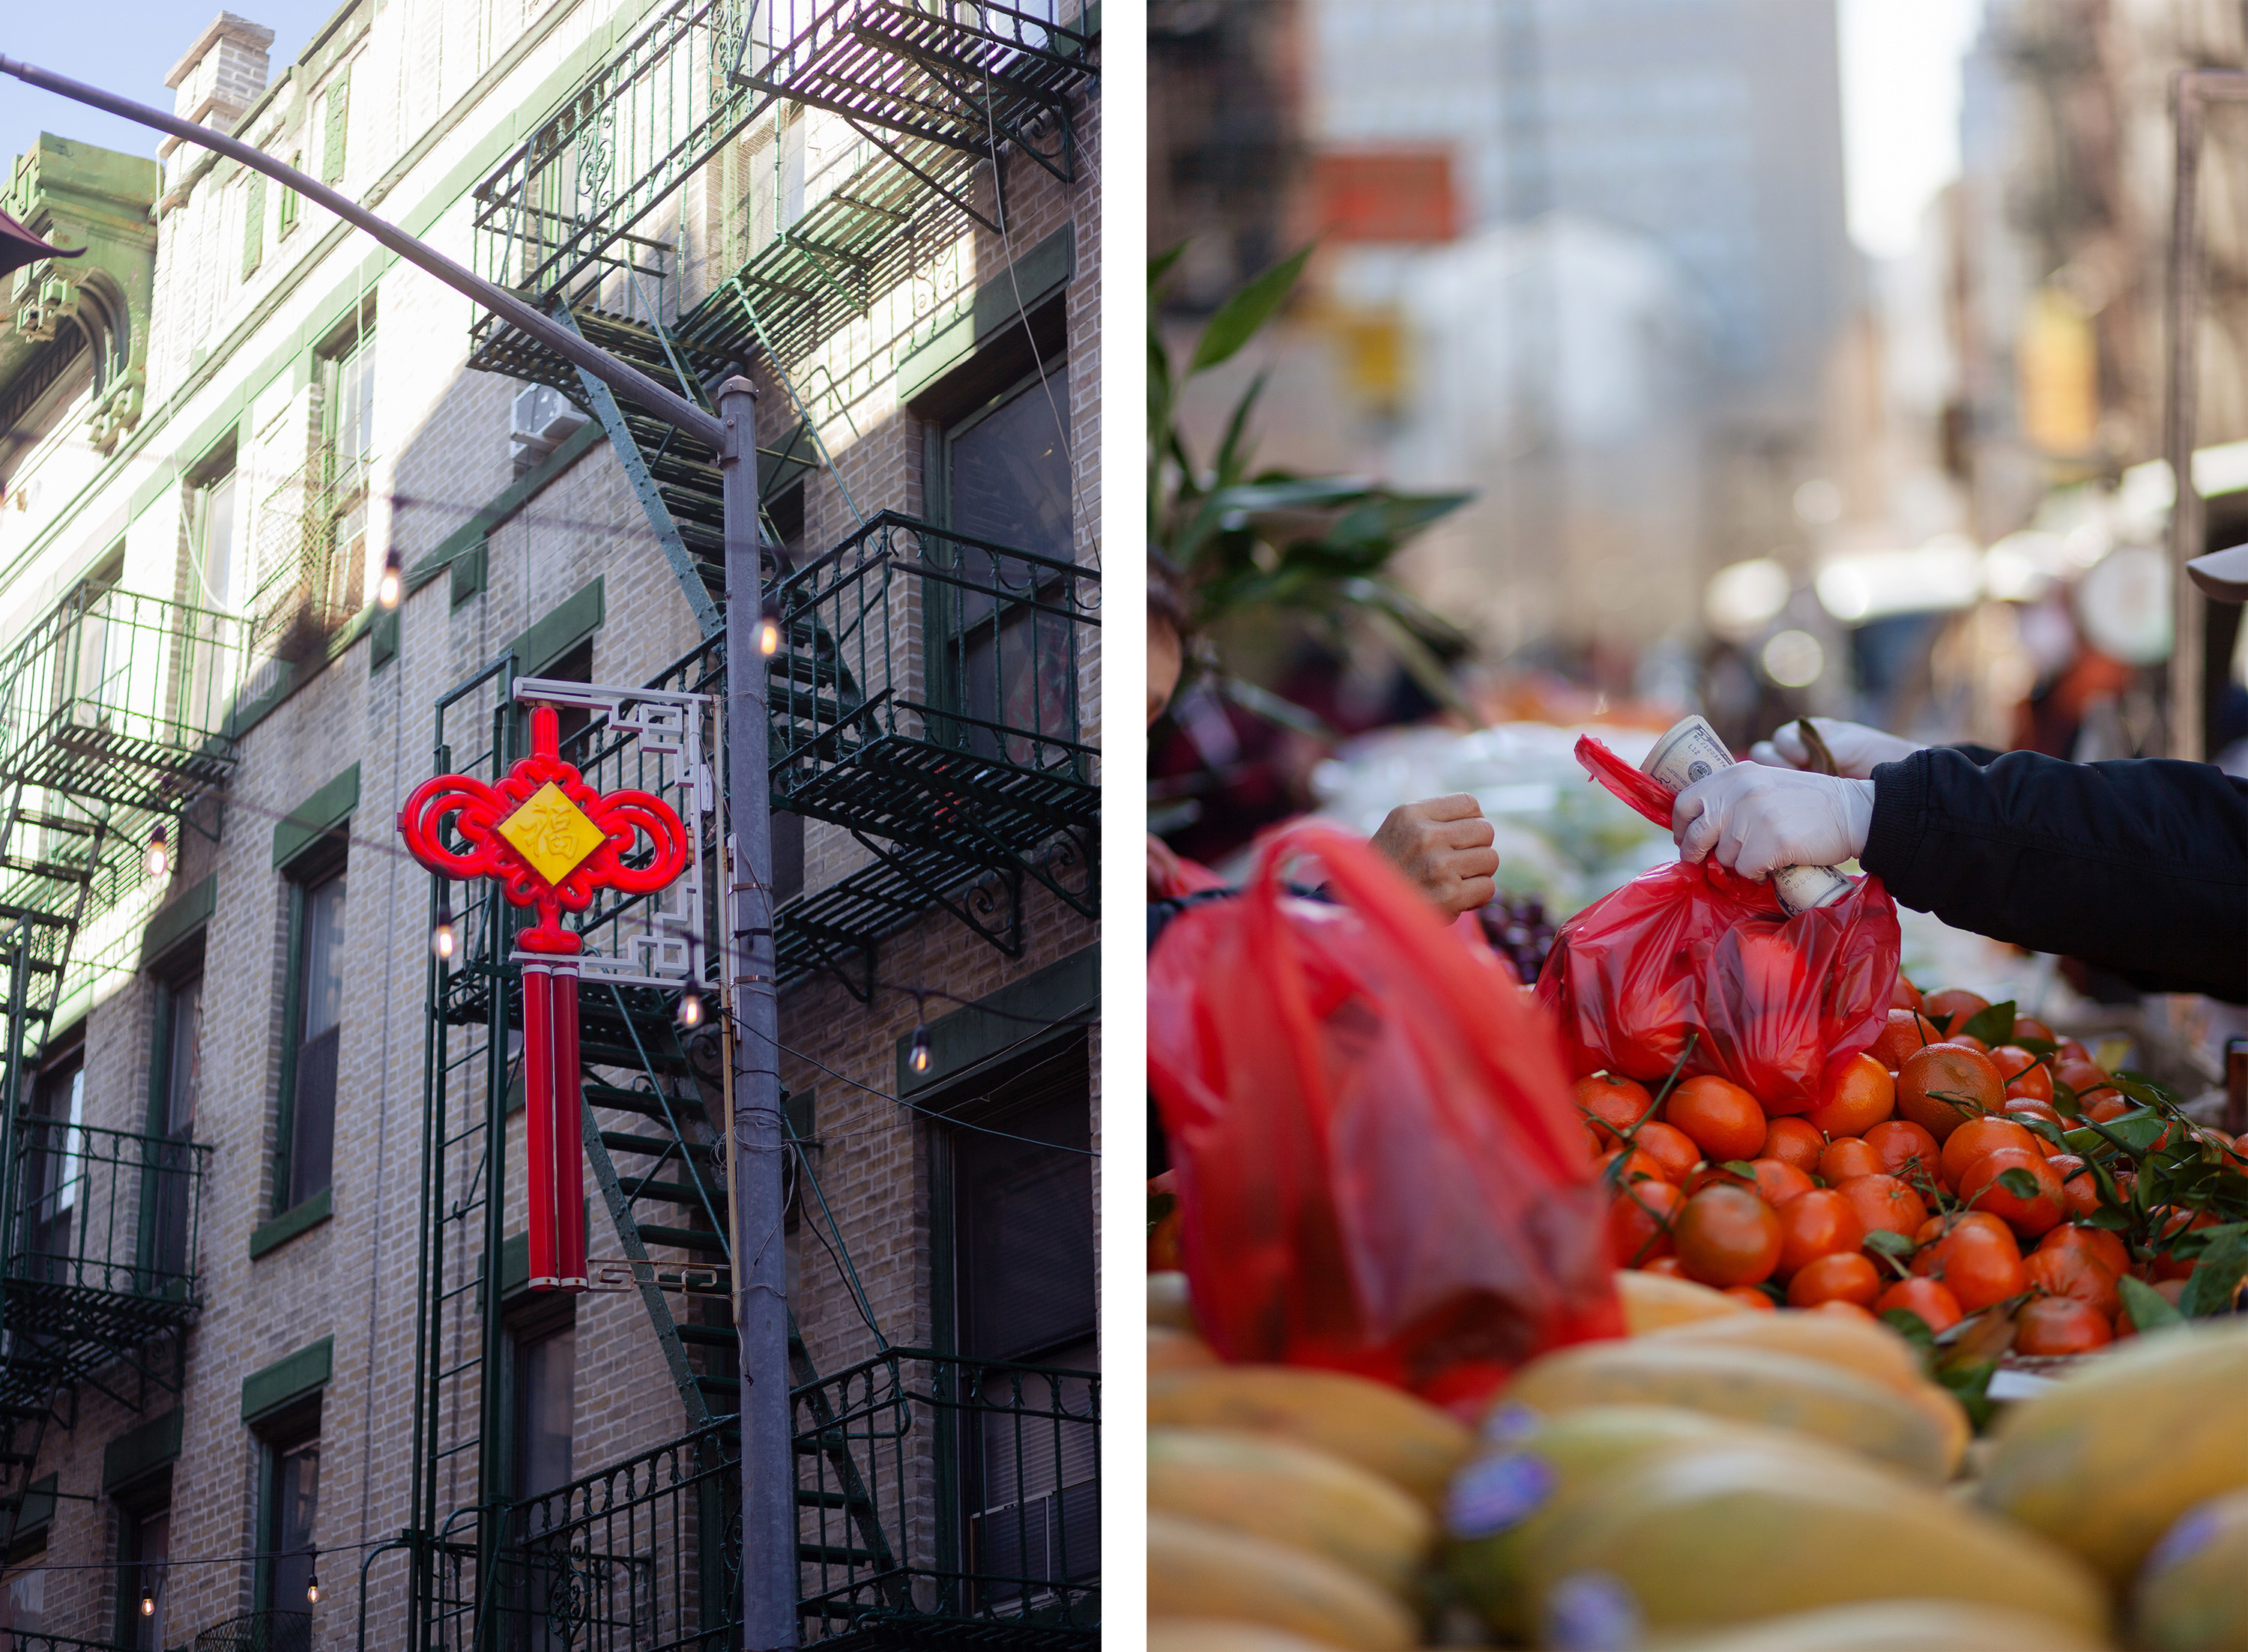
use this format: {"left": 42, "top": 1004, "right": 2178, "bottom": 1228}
{"left": 1535, "top": 735, "right": 1902, "bottom": 1113}
{"left": 1148, "top": 823, "right": 1622, "bottom": 1412}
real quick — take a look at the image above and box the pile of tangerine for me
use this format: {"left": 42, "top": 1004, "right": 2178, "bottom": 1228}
{"left": 1587, "top": 981, "right": 2248, "bottom": 1354}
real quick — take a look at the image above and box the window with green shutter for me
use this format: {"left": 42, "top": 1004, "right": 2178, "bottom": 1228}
{"left": 321, "top": 70, "right": 350, "bottom": 185}
{"left": 278, "top": 155, "right": 300, "bottom": 237}
{"left": 241, "top": 173, "right": 265, "bottom": 277}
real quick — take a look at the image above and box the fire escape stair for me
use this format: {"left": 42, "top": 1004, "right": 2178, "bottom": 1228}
{"left": 578, "top": 1034, "right": 904, "bottom": 1597}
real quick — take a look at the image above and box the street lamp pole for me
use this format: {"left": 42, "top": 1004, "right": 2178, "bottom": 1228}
{"left": 0, "top": 56, "right": 799, "bottom": 1648}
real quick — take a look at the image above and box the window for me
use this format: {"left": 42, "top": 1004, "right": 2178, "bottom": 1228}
{"left": 23, "top": 1057, "right": 83, "bottom": 1285}
{"left": 277, "top": 866, "right": 345, "bottom": 1211}
{"left": 279, "top": 156, "right": 300, "bottom": 237}
{"left": 145, "top": 973, "right": 202, "bottom": 1289}
{"left": 935, "top": 366, "right": 1078, "bottom": 769}
{"left": 940, "top": 1036, "right": 1096, "bottom": 1604}
{"left": 315, "top": 315, "right": 375, "bottom": 620}
{"left": 508, "top": 1310, "right": 575, "bottom": 1650}
{"left": 1, "top": 1554, "right": 43, "bottom": 1636}
{"left": 513, "top": 1317, "right": 575, "bottom": 1500}
{"left": 321, "top": 70, "right": 350, "bottom": 186}
{"left": 191, "top": 465, "right": 238, "bottom": 611}
{"left": 258, "top": 1422, "right": 318, "bottom": 1615}
{"left": 943, "top": 366, "right": 1072, "bottom": 562}
{"left": 242, "top": 172, "right": 266, "bottom": 279}
{"left": 117, "top": 1500, "right": 169, "bottom": 1650}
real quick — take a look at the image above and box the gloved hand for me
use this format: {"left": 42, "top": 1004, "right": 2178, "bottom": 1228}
{"left": 1370, "top": 793, "right": 1501, "bottom": 915}
{"left": 1673, "top": 763, "right": 1874, "bottom": 880}
{"left": 1749, "top": 717, "right": 1923, "bottom": 780}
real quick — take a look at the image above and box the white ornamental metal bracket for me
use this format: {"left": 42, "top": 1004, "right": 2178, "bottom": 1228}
{"left": 512, "top": 675, "right": 717, "bottom": 990}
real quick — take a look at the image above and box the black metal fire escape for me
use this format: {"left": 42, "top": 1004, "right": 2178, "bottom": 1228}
{"left": 459, "top": 0, "right": 1099, "bottom": 993}
{"left": 0, "top": 584, "right": 231, "bottom": 1541}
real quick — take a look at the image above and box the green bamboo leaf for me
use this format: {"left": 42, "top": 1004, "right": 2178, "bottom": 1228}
{"left": 1149, "top": 241, "right": 1188, "bottom": 290}
{"left": 1189, "top": 245, "right": 1314, "bottom": 375}
{"left": 1209, "top": 370, "right": 1269, "bottom": 491}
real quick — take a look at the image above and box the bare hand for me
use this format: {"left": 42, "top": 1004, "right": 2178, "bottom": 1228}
{"left": 1371, "top": 794, "right": 1500, "bottom": 915}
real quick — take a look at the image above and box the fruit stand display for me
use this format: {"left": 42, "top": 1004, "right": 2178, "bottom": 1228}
{"left": 1148, "top": 730, "right": 2248, "bottom": 1649}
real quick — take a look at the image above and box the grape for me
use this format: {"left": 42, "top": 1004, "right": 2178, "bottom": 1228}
{"left": 1479, "top": 894, "right": 1558, "bottom": 983}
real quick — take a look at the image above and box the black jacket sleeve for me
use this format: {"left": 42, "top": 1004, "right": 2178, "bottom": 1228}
{"left": 1861, "top": 748, "right": 2248, "bottom": 1002}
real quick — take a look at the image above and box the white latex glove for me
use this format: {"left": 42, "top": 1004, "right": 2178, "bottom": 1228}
{"left": 1673, "top": 764, "right": 1875, "bottom": 880}
{"left": 1748, "top": 717, "right": 1923, "bottom": 780}
{"left": 1370, "top": 793, "right": 1501, "bottom": 915}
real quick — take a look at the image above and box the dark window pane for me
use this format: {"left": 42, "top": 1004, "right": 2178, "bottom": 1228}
{"left": 947, "top": 372, "right": 1071, "bottom": 562}
{"left": 515, "top": 1325, "right": 574, "bottom": 1500}
{"left": 288, "top": 1026, "right": 338, "bottom": 1205}
{"left": 954, "top": 1091, "right": 1093, "bottom": 1363}
{"left": 268, "top": 1439, "right": 318, "bottom": 1610}
{"left": 1, "top": 1563, "right": 43, "bottom": 1634}
{"left": 300, "top": 874, "right": 346, "bottom": 1038}
{"left": 124, "top": 1507, "right": 169, "bottom": 1651}
{"left": 149, "top": 977, "right": 202, "bottom": 1286}
{"left": 22, "top": 1065, "right": 81, "bottom": 1280}
{"left": 165, "top": 976, "right": 202, "bottom": 1135}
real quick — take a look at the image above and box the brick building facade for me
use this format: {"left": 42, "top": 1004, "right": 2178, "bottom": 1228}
{"left": 0, "top": 0, "right": 1099, "bottom": 1645}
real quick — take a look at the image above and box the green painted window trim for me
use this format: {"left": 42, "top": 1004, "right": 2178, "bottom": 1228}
{"left": 242, "top": 172, "right": 266, "bottom": 279}
{"left": 321, "top": 67, "right": 351, "bottom": 185}
{"left": 450, "top": 542, "right": 488, "bottom": 607}
{"left": 139, "top": 875, "right": 215, "bottom": 970}
{"left": 272, "top": 763, "right": 360, "bottom": 871}
{"left": 896, "top": 226, "right": 1074, "bottom": 403}
{"left": 101, "top": 1410, "right": 183, "bottom": 1495}
{"left": 507, "top": 576, "right": 605, "bottom": 677}
{"left": 13, "top": 1473, "right": 55, "bottom": 1538}
{"left": 249, "top": 1187, "right": 332, "bottom": 1259}
{"left": 241, "top": 1334, "right": 333, "bottom": 1422}
{"left": 898, "top": 945, "right": 1096, "bottom": 1095}
{"left": 369, "top": 605, "right": 399, "bottom": 672}
{"left": 408, "top": 420, "right": 603, "bottom": 596}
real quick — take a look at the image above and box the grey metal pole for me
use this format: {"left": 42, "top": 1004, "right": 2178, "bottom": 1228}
{"left": 2164, "top": 69, "right": 2248, "bottom": 760}
{"left": 0, "top": 55, "right": 727, "bottom": 451}
{"left": 2168, "top": 71, "right": 2208, "bottom": 763}
{"left": 716, "top": 375, "right": 795, "bottom": 1649}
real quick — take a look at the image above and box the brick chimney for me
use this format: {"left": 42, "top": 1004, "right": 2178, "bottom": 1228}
{"left": 159, "top": 13, "right": 276, "bottom": 160}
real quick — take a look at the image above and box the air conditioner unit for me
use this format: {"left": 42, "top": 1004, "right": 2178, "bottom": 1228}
{"left": 510, "top": 384, "right": 588, "bottom": 467}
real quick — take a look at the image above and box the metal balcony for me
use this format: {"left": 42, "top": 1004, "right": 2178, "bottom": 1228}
{"left": 414, "top": 1352, "right": 1097, "bottom": 1652}
{"left": 794, "top": 1347, "right": 1099, "bottom": 1648}
{"left": 770, "top": 512, "right": 1096, "bottom": 860}
{"left": 192, "top": 1612, "right": 311, "bottom": 1652}
{"left": 0, "top": 1119, "right": 209, "bottom": 1390}
{"left": 735, "top": 0, "right": 1096, "bottom": 183}
{"left": 0, "top": 586, "right": 243, "bottom": 814}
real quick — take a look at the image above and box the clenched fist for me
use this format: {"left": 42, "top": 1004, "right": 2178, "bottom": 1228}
{"left": 1370, "top": 793, "right": 1501, "bottom": 915}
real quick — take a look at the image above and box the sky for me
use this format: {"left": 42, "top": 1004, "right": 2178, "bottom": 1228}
{"left": 1837, "top": 0, "right": 1988, "bottom": 262}
{"left": 2, "top": 1, "right": 348, "bottom": 166}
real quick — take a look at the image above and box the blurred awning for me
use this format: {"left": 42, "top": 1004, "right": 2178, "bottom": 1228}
{"left": 0, "top": 209, "right": 85, "bottom": 279}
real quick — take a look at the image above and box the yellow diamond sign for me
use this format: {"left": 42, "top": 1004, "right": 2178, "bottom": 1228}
{"left": 497, "top": 782, "right": 607, "bottom": 887}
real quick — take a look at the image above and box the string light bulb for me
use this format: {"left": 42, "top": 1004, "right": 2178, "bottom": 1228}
{"left": 140, "top": 1588, "right": 155, "bottom": 1617}
{"left": 377, "top": 545, "right": 403, "bottom": 609}
{"left": 145, "top": 821, "right": 169, "bottom": 880}
{"left": 757, "top": 596, "right": 782, "bottom": 656}
{"left": 306, "top": 1549, "right": 321, "bottom": 1603}
{"left": 677, "top": 990, "right": 704, "bottom": 1029}
{"left": 432, "top": 893, "right": 457, "bottom": 960}
{"left": 908, "top": 1023, "right": 931, "bottom": 1074}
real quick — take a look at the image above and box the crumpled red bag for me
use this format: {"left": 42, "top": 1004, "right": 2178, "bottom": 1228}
{"left": 1148, "top": 823, "right": 1623, "bottom": 1412}
{"left": 1535, "top": 735, "right": 1902, "bottom": 1113}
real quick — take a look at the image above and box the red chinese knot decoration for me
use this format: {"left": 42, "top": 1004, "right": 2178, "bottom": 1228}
{"left": 399, "top": 704, "right": 693, "bottom": 1289}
